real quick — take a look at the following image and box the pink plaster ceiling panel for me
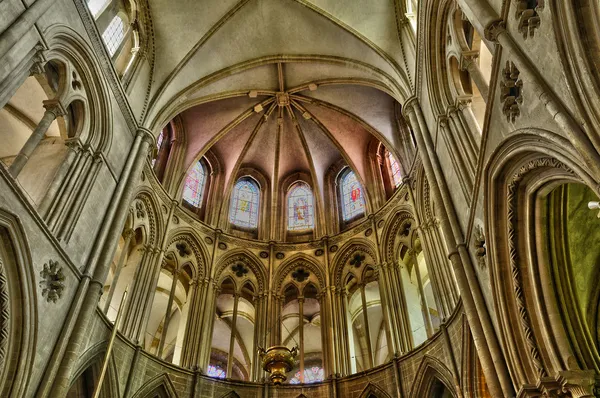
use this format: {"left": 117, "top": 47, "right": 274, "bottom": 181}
{"left": 277, "top": 112, "right": 311, "bottom": 181}
{"left": 181, "top": 96, "right": 266, "bottom": 169}
{"left": 209, "top": 112, "right": 262, "bottom": 189}
{"left": 240, "top": 113, "right": 278, "bottom": 179}
{"left": 303, "top": 103, "right": 371, "bottom": 183}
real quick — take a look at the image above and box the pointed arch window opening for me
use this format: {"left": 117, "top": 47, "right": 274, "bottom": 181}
{"left": 152, "top": 130, "right": 164, "bottom": 167}
{"left": 289, "top": 366, "right": 325, "bottom": 384}
{"left": 86, "top": 0, "right": 110, "bottom": 17}
{"left": 340, "top": 170, "right": 366, "bottom": 221}
{"left": 287, "top": 182, "right": 315, "bottom": 231}
{"left": 102, "top": 15, "right": 127, "bottom": 56}
{"left": 207, "top": 364, "right": 226, "bottom": 379}
{"left": 182, "top": 160, "right": 206, "bottom": 208}
{"left": 387, "top": 151, "right": 403, "bottom": 188}
{"left": 229, "top": 178, "right": 260, "bottom": 229}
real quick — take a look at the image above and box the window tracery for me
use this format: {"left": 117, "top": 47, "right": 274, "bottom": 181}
{"left": 102, "top": 15, "right": 127, "bottom": 56}
{"left": 207, "top": 364, "right": 226, "bottom": 379}
{"left": 182, "top": 161, "right": 206, "bottom": 208}
{"left": 287, "top": 182, "right": 314, "bottom": 231}
{"left": 340, "top": 170, "right": 365, "bottom": 221}
{"left": 229, "top": 178, "right": 260, "bottom": 229}
{"left": 86, "top": 0, "right": 110, "bottom": 17}
{"left": 152, "top": 130, "right": 164, "bottom": 167}
{"left": 387, "top": 151, "right": 402, "bottom": 188}
{"left": 289, "top": 366, "right": 324, "bottom": 384}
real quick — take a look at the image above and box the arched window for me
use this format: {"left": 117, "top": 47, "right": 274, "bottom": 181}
{"left": 340, "top": 169, "right": 365, "bottom": 221}
{"left": 387, "top": 151, "right": 402, "bottom": 187}
{"left": 206, "top": 364, "right": 226, "bottom": 379}
{"left": 290, "top": 366, "right": 325, "bottom": 384}
{"left": 287, "top": 182, "right": 314, "bottom": 231}
{"left": 86, "top": 0, "right": 110, "bottom": 17}
{"left": 229, "top": 178, "right": 260, "bottom": 229}
{"left": 152, "top": 130, "right": 164, "bottom": 167}
{"left": 102, "top": 15, "right": 127, "bottom": 56}
{"left": 182, "top": 161, "right": 206, "bottom": 208}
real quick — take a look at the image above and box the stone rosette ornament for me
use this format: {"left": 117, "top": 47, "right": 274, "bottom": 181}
{"left": 39, "top": 259, "right": 65, "bottom": 303}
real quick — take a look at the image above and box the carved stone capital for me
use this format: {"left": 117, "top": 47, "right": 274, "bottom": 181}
{"left": 459, "top": 51, "right": 479, "bottom": 71}
{"left": 484, "top": 19, "right": 506, "bottom": 42}
{"left": 42, "top": 99, "right": 67, "bottom": 119}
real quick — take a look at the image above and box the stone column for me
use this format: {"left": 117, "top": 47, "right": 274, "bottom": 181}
{"left": 388, "top": 261, "right": 414, "bottom": 351}
{"left": 43, "top": 128, "right": 154, "bottom": 398}
{"left": 343, "top": 290, "right": 357, "bottom": 374}
{"left": 410, "top": 249, "right": 434, "bottom": 337}
{"left": 103, "top": 228, "right": 134, "bottom": 314}
{"left": 120, "top": 245, "right": 161, "bottom": 343}
{"left": 377, "top": 262, "right": 401, "bottom": 355}
{"left": 403, "top": 98, "right": 510, "bottom": 396}
{"left": 460, "top": 52, "right": 489, "bottom": 101}
{"left": 9, "top": 99, "right": 65, "bottom": 177}
{"left": 359, "top": 284, "right": 374, "bottom": 368}
{"left": 198, "top": 281, "right": 219, "bottom": 370}
{"left": 298, "top": 297, "right": 305, "bottom": 383}
{"left": 157, "top": 268, "right": 180, "bottom": 357}
{"left": 227, "top": 293, "right": 240, "bottom": 377}
{"left": 181, "top": 278, "right": 204, "bottom": 368}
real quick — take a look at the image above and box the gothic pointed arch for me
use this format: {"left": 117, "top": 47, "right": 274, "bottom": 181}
{"left": 220, "top": 391, "right": 241, "bottom": 398}
{"left": 69, "top": 342, "right": 120, "bottom": 398}
{"left": 485, "top": 130, "right": 598, "bottom": 390}
{"left": 44, "top": 24, "right": 114, "bottom": 152}
{"left": 274, "top": 253, "right": 325, "bottom": 293}
{"left": 213, "top": 249, "right": 267, "bottom": 293}
{"left": 380, "top": 208, "right": 417, "bottom": 264}
{"left": 409, "top": 355, "right": 457, "bottom": 398}
{"left": 0, "top": 209, "right": 36, "bottom": 397}
{"left": 331, "top": 238, "right": 378, "bottom": 288}
{"left": 130, "top": 373, "right": 179, "bottom": 398}
{"left": 132, "top": 189, "right": 164, "bottom": 247}
{"left": 164, "top": 229, "right": 210, "bottom": 281}
{"left": 358, "top": 382, "right": 393, "bottom": 398}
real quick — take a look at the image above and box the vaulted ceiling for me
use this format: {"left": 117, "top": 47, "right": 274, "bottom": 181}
{"left": 144, "top": 0, "right": 415, "bottom": 226}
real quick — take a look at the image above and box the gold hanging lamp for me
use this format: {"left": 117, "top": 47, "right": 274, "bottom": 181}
{"left": 258, "top": 345, "right": 298, "bottom": 385}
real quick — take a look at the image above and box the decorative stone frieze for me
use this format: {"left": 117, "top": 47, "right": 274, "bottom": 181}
{"left": 473, "top": 224, "right": 487, "bottom": 268}
{"left": 39, "top": 260, "right": 65, "bottom": 303}
{"left": 513, "top": 0, "right": 544, "bottom": 38}
{"left": 500, "top": 61, "right": 524, "bottom": 122}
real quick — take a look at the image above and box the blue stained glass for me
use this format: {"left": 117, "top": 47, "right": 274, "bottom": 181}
{"left": 340, "top": 170, "right": 365, "bottom": 221}
{"left": 287, "top": 183, "right": 314, "bottom": 231}
{"left": 207, "top": 364, "right": 226, "bottom": 379}
{"left": 387, "top": 151, "right": 402, "bottom": 187}
{"left": 182, "top": 161, "right": 206, "bottom": 208}
{"left": 229, "top": 178, "right": 260, "bottom": 229}
{"left": 289, "top": 366, "right": 324, "bottom": 384}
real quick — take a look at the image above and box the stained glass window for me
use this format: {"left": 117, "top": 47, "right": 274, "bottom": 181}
{"left": 207, "top": 365, "right": 226, "bottom": 379}
{"left": 152, "top": 130, "right": 164, "bottom": 167}
{"left": 289, "top": 366, "right": 325, "bottom": 384}
{"left": 102, "top": 15, "right": 127, "bottom": 56}
{"left": 229, "top": 178, "right": 260, "bottom": 229}
{"left": 387, "top": 151, "right": 402, "bottom": 187}
{"left": 287, "top": 183, "right": 314, "bottom": 231}
{"left": 86, "top": 0, "right": 109, "bottom": 17}
{"left": 182, "top": 161, "right": 206, "bottom": 208}
{"left": 340, "top": 169, "right": 365, "bottom": 221}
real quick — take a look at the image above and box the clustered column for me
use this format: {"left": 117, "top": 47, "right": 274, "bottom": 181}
{"left": 120, "top": 244, "right": 162, "bottom": 343}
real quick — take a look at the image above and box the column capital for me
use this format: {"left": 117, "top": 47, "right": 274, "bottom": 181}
{"left": 455, "top": 97, "right": 473, "bottom": 111}
{"left": 122, "top": 228, "right": 135, "bottom": 240}
{"left": 42, "top": 99, "right": 67, "bottom": 118}
{"left": 484, "top": 19, "right": 506, "bottom": 42}
{"left": 459, "top": 50, "right": 479, "bottom": 71}
{"left": 401, "top": 97, "right": 420, "bottom": 118}
{"left": 136, "top": 127, "right": 156, "bottom": 147}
